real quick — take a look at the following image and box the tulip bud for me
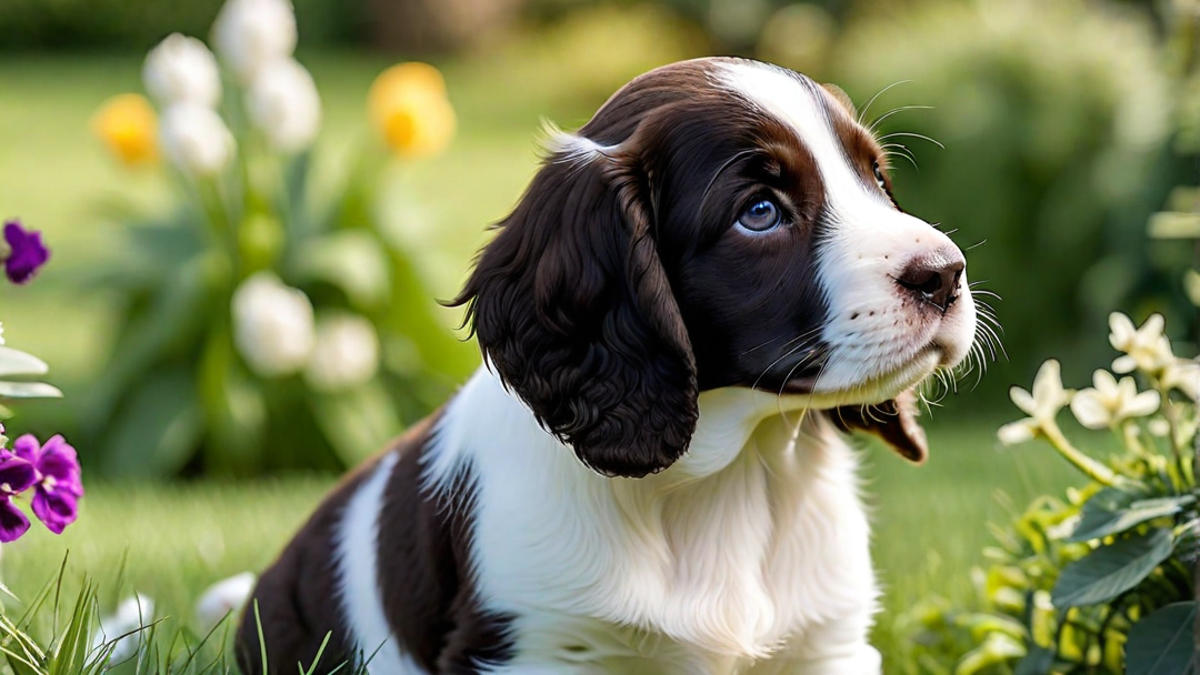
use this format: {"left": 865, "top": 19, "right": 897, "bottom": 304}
{"left": 143, "top": 34, "right": 222, "bottom": 108}
{"left": 231, "top": 272, "right": 315, "bottom": 377}
{"left": 212, "top": 0, "right": 298, "bottom": 84}
{"left": 305, "top": 314, "right": 380, "bottom": 392}
{"left": 246, "top": 59, "right": 321, "bottom": 153}
{"left": 91, "top": 94, "right": 158, "bottom": 166}
{"left": 159, "top": 104, "right": 236, "bottom": 177}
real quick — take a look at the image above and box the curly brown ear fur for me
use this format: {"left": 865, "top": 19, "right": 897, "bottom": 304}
{"left": 451, "top": 144, "right": 698, "bottom": 478}
{"left": 832, "top": 388, "right": 928, "bottom": 464}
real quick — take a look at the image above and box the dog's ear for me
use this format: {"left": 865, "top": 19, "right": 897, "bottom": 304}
{"left": 831, "top": 388, "right": 928, "bottom": 464}
{"left": 451, "top": 138, "right": 697, "bottom": 478}
{"left": 820, "top": 83, "right": 857, "bottom": 118}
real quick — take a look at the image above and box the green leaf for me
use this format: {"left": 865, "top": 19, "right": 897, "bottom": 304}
{"left": 1126, "top": 602, "right": 1197, "bottom": 675}
{"left": 292, "top": 230, "right": 392, "bottom": 310}
{"left": 0, "top": 381, "right": 62, "bottom": 399}
{"left": 198, "top": 328, "right": 266, "bottom": 474}
{"left": 954, "top": 632, "right": 1026, "bottom": 675}
{"left": 100, "top": 366, "right": 202, "bottom": 478}
{"left": 0, "top": 347, "right": 48, "bottom": 378}
{"left": 83, "top": 250, "right": 225, "bottom": 433}
{"left": 1012, "top": 646, "right": 1055, "bottom": 675}
{"left": 310, "top": 380, "right": 403, "bottom": 466}
{"left": 1067, "top": 491, "right": 1193, "bottom": 543}
{"left": 46, "top": 582, "right": 95, "bottom": 675}
{"left": 1051, "top": 529, "right": 1175, "bottom": 608}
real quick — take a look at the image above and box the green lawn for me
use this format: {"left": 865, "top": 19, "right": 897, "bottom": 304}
{"left": 0, "top": 421, "right": 1091, "bottom": 671}
{"left": 0, "top": 50, "right": 1094, "bottom": 671}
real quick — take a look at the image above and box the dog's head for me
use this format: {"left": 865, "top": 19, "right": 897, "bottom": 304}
{"left": 454, "top": 58, "right": 979, "bottom": 477}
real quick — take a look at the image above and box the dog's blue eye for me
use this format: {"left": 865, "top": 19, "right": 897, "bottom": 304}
{"left": 872, "top": 161, "right": 887, "bottom": 191}
{"left": 737, "top": 199, "right": 781, "bottom": 233}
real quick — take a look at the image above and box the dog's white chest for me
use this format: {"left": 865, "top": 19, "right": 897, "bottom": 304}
{"left": 438, "top": 377, "right": 878, "bottom": 672}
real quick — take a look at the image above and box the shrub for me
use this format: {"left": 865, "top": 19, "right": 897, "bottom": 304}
{"left": 897, "top": 315, "right": 1197, "bottom": 674}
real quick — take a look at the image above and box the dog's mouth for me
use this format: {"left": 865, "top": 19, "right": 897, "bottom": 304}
{"left": 769, "top": 343, "right": 944, "bottom": 405}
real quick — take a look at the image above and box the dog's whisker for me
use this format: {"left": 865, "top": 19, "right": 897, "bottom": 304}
{"left": 867, "top": 105, "right": 935, "bottom": 135}
{"left": 878, "top": 131, "right": 945, "bottom": 150}
{"left": 856, "top": 79, "right": 914, "bottom": 126}
{"left": 965, "top": 239, "right": 988, "bottom": 251}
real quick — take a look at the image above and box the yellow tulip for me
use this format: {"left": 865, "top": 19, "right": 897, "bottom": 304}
{"left": 90, "top": 94, "right": 159, "bottom": 166}
{"left": 368, "top": 63, "right": 455, "bottom": 158}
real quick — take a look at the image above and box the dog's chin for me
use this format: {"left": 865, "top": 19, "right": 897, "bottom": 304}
{"left": 781, "top": 346, "right": 944, "bottom": 410}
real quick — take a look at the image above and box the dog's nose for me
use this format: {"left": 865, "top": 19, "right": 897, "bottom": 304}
{"left": 896, "top": 248, "right": 965, "bottom": 312}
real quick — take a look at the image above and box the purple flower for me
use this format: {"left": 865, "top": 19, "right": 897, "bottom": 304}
{"left": 3, "top": 220, "right": 50, "bottom": 285}
{"left": 11, "top": 434, "right": 82, "bottom": 534}
{"left": 0, "top": 457, "right": 36, "bottom": 542}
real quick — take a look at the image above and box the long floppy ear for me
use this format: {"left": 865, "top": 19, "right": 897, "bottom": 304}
{"left": 451, "top": 138, "right": 698, "bottom": 478}
{"left": 831, "top": 388, "right": 928, "bottom": 464}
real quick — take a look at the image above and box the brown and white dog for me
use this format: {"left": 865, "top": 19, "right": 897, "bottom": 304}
{"left": 236, "top": 57, "right": 979, "bottom": 675}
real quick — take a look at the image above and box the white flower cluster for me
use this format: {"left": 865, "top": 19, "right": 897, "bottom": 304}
{"left": 999, "top": 312, "right": 1198, "bottom": 445}
{"left": 231, "top": 273, "right": 379, "bottom": 390}
{"left": 142, "top": 0, "right": 321, "bottom": 177}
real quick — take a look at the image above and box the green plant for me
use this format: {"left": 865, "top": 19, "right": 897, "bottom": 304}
{"left": 81, "top": 0, "right": 477, "bottom": 478}
{"left": 897, "top": 313, "right": 1197, "bottom": 675}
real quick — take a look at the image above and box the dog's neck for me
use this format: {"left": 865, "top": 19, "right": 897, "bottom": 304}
{"left": 425, "top": 367, "right": 838, "bottom": 489}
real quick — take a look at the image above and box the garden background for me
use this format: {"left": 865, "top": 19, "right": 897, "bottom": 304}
{"left": 0, "top": 0, "right": 1195, "bottom": 671}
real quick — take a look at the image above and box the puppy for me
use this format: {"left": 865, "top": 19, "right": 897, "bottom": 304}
{"left": 237, "top": 57, "right": 978, "bottom": 675}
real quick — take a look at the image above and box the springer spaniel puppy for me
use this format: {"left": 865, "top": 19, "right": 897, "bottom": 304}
{"left": 237, "top": 57, "right": 978, "bottom": 675}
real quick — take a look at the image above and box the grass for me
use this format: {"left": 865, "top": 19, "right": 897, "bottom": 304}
{"left": 0, "top": 42, "right": 1096, "bottom": 672}
{"left": 0, "top": 419, "right": 1094, "bottom": 672}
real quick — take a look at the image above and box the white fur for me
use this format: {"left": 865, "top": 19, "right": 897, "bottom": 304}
{"left": 418, "top": 368, "right": 881, "bottom": 674}
{"left": 334, "top": 453, "right": 425, "bottom": 674}
{"left": 714, "top": 61, "right": 977, "bottom": 404}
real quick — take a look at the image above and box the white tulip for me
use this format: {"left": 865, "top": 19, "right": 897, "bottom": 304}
{"left": 305, "top": 314, "right": 380, "bottom": 392}
{"left": 92, "top": 593, "right": 155, "bottom": 663}
{"left": 142, "top": 34, "right": 222, "bottom": 108}
{"left": 195, "top": 572, "right": 257, "bottom": 629}
{"left": 160, "top": 104, "right": 236, "bottom": 177}
{"left": 212, "top": 0, "right": 298, "bottom": 84}
{"left": 246, "top": 59, "right": 321, "bottom": 153}
{"left": 232, "top": 272, "right": 315, "bottom": 377}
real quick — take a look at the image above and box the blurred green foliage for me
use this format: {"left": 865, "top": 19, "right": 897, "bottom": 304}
{"left": 0, "top": 0, "right": 361, "bottom": 51}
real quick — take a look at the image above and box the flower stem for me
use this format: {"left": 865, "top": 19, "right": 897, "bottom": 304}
{"left": 1041, "top": 422, "right": 1120, "bottom": 487}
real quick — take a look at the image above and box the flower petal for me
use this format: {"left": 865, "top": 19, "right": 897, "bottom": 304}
{"left": 1032, "top": 360, "right": 1064, "bottom": 404}
{"left": 36, "top": 435, "right": 80, "bottom": 485}
{"left": 0, "top": 499, "right": 30, "bottom": 543}
{"left": 1092, "top": 369, "right": 1118, "bottom": 393}
{"left": 1123, "top": 390, "right": 1161, "bottom": 419}
{"left": 1010, "top": 387, "right": 1036, "bottom": 415}
{"left": 0, "top": 458, "right": 36, "bottom": 495}
{"left": 32, "top": 489, "right": 78, "bottom": 534}
{"left": 998, "top": 420, "right": 1037, "bottom": 445}
{"left": 3, "top": 221, "right": 50, "bottom": 285}
{"left": 1141, "top": 313, "right": 1164, "bottom": 339}
{"left": 1108, "top": 312, "right": 1135, "bottom": 350}
{"left": 1112, "top": 355, "right": 1137, "bottom": 374}
{"left": 1069, "top": 392, "right": 1111, "bottom": 429}
{"left": 10, "top": 434, "right": 39, "bottom": 463}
